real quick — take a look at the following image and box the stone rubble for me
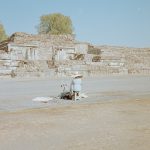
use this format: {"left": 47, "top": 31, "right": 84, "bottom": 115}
{"left": 0, "top": 32, "right": 150, "bottom": 78}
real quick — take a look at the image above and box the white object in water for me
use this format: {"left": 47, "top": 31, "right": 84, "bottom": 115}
{"left": 32, "top": 97, "right": 53, "bottom": 103}
{"left": 80, "top": 93, "right": 88, "bottom": 98}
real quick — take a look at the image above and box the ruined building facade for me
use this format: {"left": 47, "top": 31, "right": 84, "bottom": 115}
{"left": 0, "top": 32, "right": 150, "bottom": 78}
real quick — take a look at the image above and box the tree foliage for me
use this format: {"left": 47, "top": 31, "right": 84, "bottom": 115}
{"left": 0, "top": 23, "right": 7, "bottom": 42}
{"left": 38, "top": 13, "right": 73, "bottom": 34}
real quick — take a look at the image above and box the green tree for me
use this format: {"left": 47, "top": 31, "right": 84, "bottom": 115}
{"left": 38, "top": 13, "right": 73, "bottom": 34}
{"left": 0, "top": 23, "right": 7, "bottom": 42}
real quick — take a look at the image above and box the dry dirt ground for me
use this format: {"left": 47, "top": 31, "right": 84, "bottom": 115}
{"left": 0, "top": 76, "right": 150, "bottom": 150}
{"left": 0, "top": 99, "right": 150, "bottom": 150}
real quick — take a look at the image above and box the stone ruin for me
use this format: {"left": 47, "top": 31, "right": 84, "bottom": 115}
{"left": 0, "top": 32, "right": 150, "bottom": 78}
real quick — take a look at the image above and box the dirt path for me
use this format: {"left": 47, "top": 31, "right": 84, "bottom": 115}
{"left": 0, "top": 98, "right": 150, "bottom": 150}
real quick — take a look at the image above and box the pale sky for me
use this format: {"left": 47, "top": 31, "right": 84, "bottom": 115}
{"left": 0, "top": 0, "right": 150, "bottom": 47}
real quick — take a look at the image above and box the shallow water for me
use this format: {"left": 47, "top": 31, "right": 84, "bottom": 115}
{"left": 0, "top": 76, "right": 150, "bottom": 111}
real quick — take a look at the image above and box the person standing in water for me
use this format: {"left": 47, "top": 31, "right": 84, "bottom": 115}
{"left": 70, "top": 72, "right": 83, "bottom": 101}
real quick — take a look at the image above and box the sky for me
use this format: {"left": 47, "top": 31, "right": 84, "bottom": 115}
{"left": 0, "top": 0, "right": 150, "bottom": 47}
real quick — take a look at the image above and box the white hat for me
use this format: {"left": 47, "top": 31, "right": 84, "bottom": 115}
{"left": 71, "top": 71, "right": 83, "bottom": 78}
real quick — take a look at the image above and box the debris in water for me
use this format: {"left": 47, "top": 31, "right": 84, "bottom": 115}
{"left": 32, "top": 97, "right": 53, "bottom": 103}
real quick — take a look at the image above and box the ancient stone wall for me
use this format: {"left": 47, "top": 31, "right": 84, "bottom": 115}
{"left": 0, "top": 32, "right": 150, "bottom": 78}
{"left": 0, "top": 33, "right": 77, "bottom": 77}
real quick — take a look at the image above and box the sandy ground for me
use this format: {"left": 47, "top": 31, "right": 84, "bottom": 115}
{"left": 0, "top": 99, "right": 150, "bottom": 150}
{"left": 0, "top": 76, "right": 150, "bottom": 150}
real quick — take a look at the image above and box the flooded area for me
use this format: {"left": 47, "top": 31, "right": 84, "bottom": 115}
{"left": 0, "top": 76, "right": 150, "bottom": 111}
